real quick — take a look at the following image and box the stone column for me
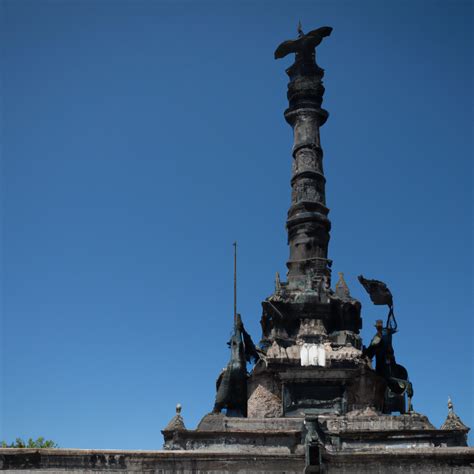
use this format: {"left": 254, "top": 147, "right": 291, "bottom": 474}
{"left": 284, "top": 61, "right": 332, "bottom": 290}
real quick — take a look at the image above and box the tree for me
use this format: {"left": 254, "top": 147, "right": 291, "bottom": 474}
{"left": 1, "top": 437, "right": 58, "bottom": 448}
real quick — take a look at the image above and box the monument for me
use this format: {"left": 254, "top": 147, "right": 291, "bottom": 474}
{"left": 1, "top": 24, "right": 472, "bottom": 474}
{"left": 160, "top": 24, "right": 472, "bottom": 473}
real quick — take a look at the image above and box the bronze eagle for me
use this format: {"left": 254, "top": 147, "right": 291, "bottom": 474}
{"left": 274, "top": 26, "right": 333, "bottom": 60}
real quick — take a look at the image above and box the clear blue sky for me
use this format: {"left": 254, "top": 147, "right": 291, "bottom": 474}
{"left": 1, "top": 0, "right": 472, "bottom": 449}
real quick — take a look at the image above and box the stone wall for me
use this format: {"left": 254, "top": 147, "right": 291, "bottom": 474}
{"left": 320, "top": 448, "right": 474, "bottom": 473}
{"left": 1, "top": 447, "right": 473, "bottom": 473}
{"left": 0, "top": 449, "right": 303, "bottom": 473}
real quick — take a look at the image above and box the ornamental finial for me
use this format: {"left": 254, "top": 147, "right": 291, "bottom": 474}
{"left": 448, "top": 396, "right": 453, "bottom": 413}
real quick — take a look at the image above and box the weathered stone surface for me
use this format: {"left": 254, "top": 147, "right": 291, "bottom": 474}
{"left": 297, "top": 318, "right": 327, "bottom": 338}
{"left": 442, "top": 411, "right": 469, "bottom": 432}
{"left": 323, "top": 412, "right": 436, "bottom": 432}
{"left": 221, "top": 417, "right": 302, "bottom": 432}
{"left": 0, "top": 448, "right": 304, "bottom": 473}
{"left": 319, "top": 448, "right": 474, "bottom": 473}
{"left": 248, "top": 384, "right": 282, "bottom": 418}
{"left": 325, "top": 344, "right": 361, "bottom": 361}
{"left": 163, "top": 405, "right": 186, "bottom": 432}
{"left": 196, "top": 412, "right": 226, "bottom": 431}
{"left": 1, "top": 447, "right": 473, "bottom": 473}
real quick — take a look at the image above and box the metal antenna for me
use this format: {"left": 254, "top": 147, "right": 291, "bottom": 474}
{"left": 233, "top": 241, "right": 237, "bottom": 324}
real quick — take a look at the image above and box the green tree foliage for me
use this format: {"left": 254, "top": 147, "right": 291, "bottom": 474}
{"left": 1, "top": 437, "right": 58, "bottom": 448}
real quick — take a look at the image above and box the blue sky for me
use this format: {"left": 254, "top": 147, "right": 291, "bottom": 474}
{"left": 1, "top": 0, "right": 472, "bottom": 449}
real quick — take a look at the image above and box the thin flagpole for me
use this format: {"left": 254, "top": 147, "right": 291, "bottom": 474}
{"left": 233, "top": 241, "right": 237, "bottom": 324}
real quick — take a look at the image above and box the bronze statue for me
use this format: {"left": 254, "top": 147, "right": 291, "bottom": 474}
{"left": 359, "top": 275, "right": 414, "bottom": 413}
{"left": 274, "top": 24, "right": 332, "bottom": 60}
{"left": 274, "top": 23, "right": 332, "bottom": 75}
{"left": 364, "top": 318, "right": 397, "bottom": 379}
{"left": 213, "top": 314, "right": 258, "bottom": 417}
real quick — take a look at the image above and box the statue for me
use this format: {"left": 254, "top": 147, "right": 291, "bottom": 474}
{"left": 274, "top": 23, "right": 332, "bottom": 61}
{"left": 213, "top": 314, "right": 259, "bottom": 417}
{"left": 275, "top": 272, "right": 282, "bottom": 294}
{"left": 364, "top": 318, "right": 397, "bottom": 379}
{"left": 335, "top": 272, "right": 350, "bottom": 299}
{"left": 358, "top": 275, "right": 414, "bottom": 414}
{"left": 274, "top": 22, "right": 332, "bottom": 75}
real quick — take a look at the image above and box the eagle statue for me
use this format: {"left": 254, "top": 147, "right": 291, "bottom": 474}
{"left": 274, "top": 24, "right": 333, "bottom": 61}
